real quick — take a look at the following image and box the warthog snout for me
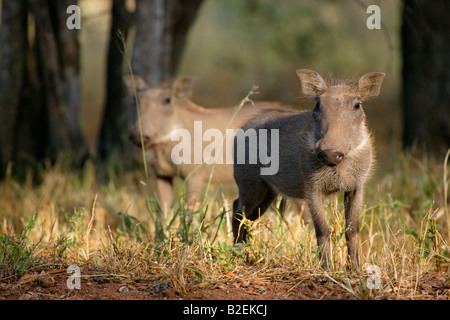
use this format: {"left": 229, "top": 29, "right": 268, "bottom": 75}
{"left": 317, "top": 149, "right": 344, "bottom": 166}
{"left": 128, "top": 131, "right": 150, "bottom": 148}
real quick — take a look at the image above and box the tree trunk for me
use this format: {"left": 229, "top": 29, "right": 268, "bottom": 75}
{"left": 132, "top": 0, "right": 204, "bottom": 85}
{"left": 97, "top": 0, "right": 133, "bottom": 160}
{"left": 0, "top": 0, "right": 29, "bottom": 175}
{"left": 31, "top": 0, "right": 85, "bottom": 160}
{"left": 97, "top": 0, "right": 204, "bottom": 159}
{"left": 402, "top": 0, "right": 450, "bottom": 154}
{"left": 0, "top": 0, "right": 85, "bottom": 178}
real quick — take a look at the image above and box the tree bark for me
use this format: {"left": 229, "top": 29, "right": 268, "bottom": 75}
{"left": 131, "top": 0, "right": 204, "bottom": 85}
{"left": 402, "top": 0, "right": 450, "bottom": 154}
{"left": 31, "top": 0, "right": 85, "bottom": 160}
{"left": 0, "top": 0, "right": 28, "bottom": 175}
{"left": 0, "top": 0, "right": 85, "bottom": 178}
{"left": 97, "top": 0, "right": 133, "bottom": 160}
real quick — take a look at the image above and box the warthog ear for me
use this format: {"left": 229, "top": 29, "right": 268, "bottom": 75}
{"left": 357, "top": 72, "right": 385, "bottom": 99}
{"left": 296, "top": 69, "right": 327, "bottom": 96}
{"left": 172, "top": 77, "right": 196, "bottom": 99}
{"left": 123, "top": 75, "right": 150, "bottom": 95}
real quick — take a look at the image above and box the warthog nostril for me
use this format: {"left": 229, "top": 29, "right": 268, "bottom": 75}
{"left": 317, "top": 149, "right": 344, "bottom": 166}
{"left": 129, "top": 132, "right": 150, "bottom": 147}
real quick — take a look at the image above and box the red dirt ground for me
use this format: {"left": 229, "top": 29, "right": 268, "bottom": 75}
{"left": 1, "top": 266, "right": 448, "bottom": 301}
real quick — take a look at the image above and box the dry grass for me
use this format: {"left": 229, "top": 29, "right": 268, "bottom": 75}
{"left": 0, "top": 148, "right": 449, "bottom": 299}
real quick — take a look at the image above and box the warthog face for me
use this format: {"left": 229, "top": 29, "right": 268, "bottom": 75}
{"left": 125, "top": 76, "right": 196, "bottom": 148}
{"left": 296, "top": 70, "right": 385, "bottom": 166}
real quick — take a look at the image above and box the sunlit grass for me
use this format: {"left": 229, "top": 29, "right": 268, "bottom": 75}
{"left": 0, "top": 148, "right": 448, "bottom": 299}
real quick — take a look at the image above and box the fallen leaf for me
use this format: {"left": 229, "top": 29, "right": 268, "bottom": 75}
{"left": 18, "top": 293, "right": 33, "bottom": 300}
{"left": 19, "top": 273, "right": 38, "bottom": 285}
{"left": 224, "top": 271, "right": 236, "bottom": 278}
{"left": 162, "top": 288, "right": 176, "bottom": 298}
{"left": 119, "top": 286, "right": 129, "bottom": 293}
{"left": 252, "top": 279, "right": 261, "bottom": 286}
{"left": 42, "top": 277, "right": 55, "bottom": 288}
{"left": 215, "top": 283, "right": 227, "bottom": 290}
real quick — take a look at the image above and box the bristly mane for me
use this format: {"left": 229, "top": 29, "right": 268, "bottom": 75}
{"left": 299, "top": 73, "right": 360, "bottom": 103}
{"left": 323, "top": 72, "right": 359, "bottom": 88}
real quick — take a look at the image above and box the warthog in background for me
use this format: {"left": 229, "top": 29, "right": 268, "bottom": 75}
{"left": 126, "top": 76, "right": 310, "bottom": 222}
{"left": 232, "top": 69, "right": 385, "bottom": 269}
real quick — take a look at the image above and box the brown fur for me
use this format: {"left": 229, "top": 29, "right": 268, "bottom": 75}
{"left": 232, "top": 69, "right": 385, "bottom": 270}
{"left": 126, "top": 75, "right": 285, "bottom": 212}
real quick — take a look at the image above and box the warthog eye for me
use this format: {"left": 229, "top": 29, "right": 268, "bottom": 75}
{"left": 354, "top": 102, "right": 361, "bottom": 109}
{"left": 163, "top": 97, "right": 171, "bottom": 104}
{"left": 313, "top": 98, "right": 320, "bottom": 113}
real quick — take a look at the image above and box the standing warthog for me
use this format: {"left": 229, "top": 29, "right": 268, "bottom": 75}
{"left": 232, "top": 69, "right": 385, "bottom": 269}
{"left": 126, "top": 75, "right": 292, "bottom": 214}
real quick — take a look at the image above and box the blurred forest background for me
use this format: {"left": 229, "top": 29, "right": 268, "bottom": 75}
{"left": 0, "top": 0, "right": 448, "bottom": 179}
{"left": 0, "top": 2, "right": 449, "bottom": 294}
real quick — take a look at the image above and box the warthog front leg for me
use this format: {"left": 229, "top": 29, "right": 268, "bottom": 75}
{"left": 156, "top": 177, "right": 173, "bottom": 214}
{"left": 344, "top": 187, "right": 363, "bottom": 271}
{"left": 307, "top": 192, "right": 332, "bottom": 269}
